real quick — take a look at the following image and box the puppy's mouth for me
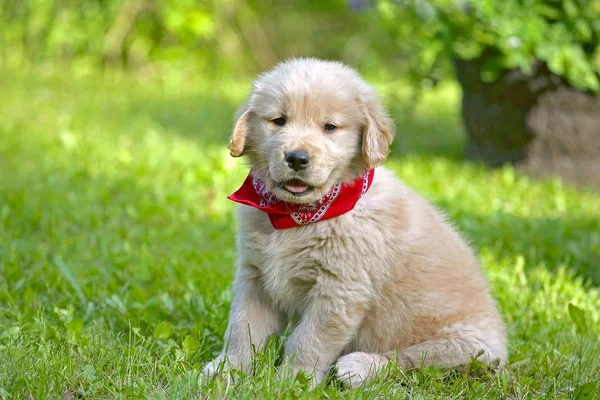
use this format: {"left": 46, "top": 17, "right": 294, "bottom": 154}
{"left": 278, "top": 179, "right": 315, "bottom": 196}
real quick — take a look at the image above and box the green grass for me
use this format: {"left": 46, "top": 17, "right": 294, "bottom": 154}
{"left": 1, "top": 68, "right": 599, "bottom": 399}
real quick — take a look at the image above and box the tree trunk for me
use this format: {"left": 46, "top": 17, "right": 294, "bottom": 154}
{"left": 103, "top": 0, "right": 152, "bottom": 68}
{"left": 454, "top": 55, "right": 600, "bottom": 190}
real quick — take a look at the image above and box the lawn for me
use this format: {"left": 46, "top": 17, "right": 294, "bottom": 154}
{"left": 0, "top": 68, "right": 599, "bottom": 399}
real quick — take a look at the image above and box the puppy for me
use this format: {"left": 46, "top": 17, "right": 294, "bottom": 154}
{"left": 203, "top": 58, "right": 507, "bottom": 388}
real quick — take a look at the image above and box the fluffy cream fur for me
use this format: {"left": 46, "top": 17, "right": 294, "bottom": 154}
{"left": 203, "top": 58, "right": 507, "bottom": 388}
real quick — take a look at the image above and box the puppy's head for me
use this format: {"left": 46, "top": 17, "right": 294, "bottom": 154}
{"left": 229, "top": 58, "right": 395, "bottom": 204}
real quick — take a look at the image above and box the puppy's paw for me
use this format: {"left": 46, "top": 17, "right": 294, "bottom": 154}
{"left": 202, "top": 355, "right": 244, "bottom": 382}
{"left": 336, "top": 352, "right": 388, "bottom": 388}
{"left": 202, "top": 356, "right": 227, "bottom": 377}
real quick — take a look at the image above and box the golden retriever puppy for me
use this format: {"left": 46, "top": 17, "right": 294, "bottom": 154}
{"left": 203, "top": 58, "right": 507, "bottom": 388}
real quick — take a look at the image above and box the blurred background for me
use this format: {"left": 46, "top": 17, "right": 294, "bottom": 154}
{"left": 2, "top": 0, "right": 599, "bottom": 188}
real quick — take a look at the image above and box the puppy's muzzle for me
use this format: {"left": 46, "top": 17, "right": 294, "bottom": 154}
{"left": 285, "top": 151, "right": 310, "bottom": 172}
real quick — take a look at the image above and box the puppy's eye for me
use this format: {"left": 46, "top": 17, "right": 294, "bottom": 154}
{"left": 324, "top": 123, "right": 337, "bottom": 132}
{"left": 272, "top": 117, "right": 286, "bottom": 126}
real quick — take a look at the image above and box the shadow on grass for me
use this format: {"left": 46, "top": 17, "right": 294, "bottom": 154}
{"left": 388, "top": 107, "right": 466, "bottom": 161}
{"left": 131, "top": 93, "right": 239, "bottom": 147}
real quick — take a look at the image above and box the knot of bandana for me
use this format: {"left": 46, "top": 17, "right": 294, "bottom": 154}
{"left": 227, "top": 169, "right": 375, "bottom": 229}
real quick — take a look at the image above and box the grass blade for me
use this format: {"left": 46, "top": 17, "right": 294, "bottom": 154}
{"left": 54, "top": 256, "right": 87, "bottom": 305}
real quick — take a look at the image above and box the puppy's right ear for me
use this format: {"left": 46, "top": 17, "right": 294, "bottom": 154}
{"left": 228, "top": 108, "right": 250, "bottom": 157}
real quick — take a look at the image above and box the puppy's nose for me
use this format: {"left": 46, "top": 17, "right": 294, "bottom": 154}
{"left": 285, "top": 151, "right": 310, "bottom": 171}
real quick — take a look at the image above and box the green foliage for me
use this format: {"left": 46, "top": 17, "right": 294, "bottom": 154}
{"left": 1, "top": 69, "right": 600, "bottom": 398}
{"left": 568, "top": 303, "right": 589, "bottom": 336}
{"left": 377, "top": 0, "right": 600, "bottom": 91}
{"left": 0, "top": 0, "right": 386, "bottom": 76}
{"left": 3, "top": 0, "right": 600, "bottom": 91}
{"left": 154, "top": 321, "right": 174, "bottom": 340}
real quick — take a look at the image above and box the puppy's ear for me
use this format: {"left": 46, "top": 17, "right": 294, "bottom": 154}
{"left": 228, "top": 107, "right": 250, "bottom": 157}
{"left": 362, "top": 90, "right": 395, "bottom": 168}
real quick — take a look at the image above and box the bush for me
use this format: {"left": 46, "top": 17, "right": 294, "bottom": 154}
{"left": 376, "top": 0, "right": 600, "bottom": 92}
{"left": 0, "top": 0, "right": 398, "bottom": 77}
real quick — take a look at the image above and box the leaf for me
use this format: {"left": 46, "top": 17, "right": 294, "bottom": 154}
{"left": 0, "top": 327, "right": 20, "bottom": 339}
{"left": 568, "top": 303, "right": 588, "bottom": 336}
{"left": 80, "top": 364, "right": 97, "bottom": 383}
{"left": 105, "top": 294, "right": 127, "bottom": 315}
{"left": 563, "top": 0, "right": 579, "bottom": 20}
{"left": 54, "top": 256, "right": 87, "bottom": 305}
{"left": 67, "top": 318, "right": 84, "bottom": 342}
{"left": 154, "top": 321, "right": 173, "bottom": 340}
{"left": 594, "top": 45, "right": 600, "bottom": 70}
{"left": 575, "top": 20, "right": 592, "bottom": 41}
{"left": 573, "top": 382, "right": 597, "bottom": 399}
{"left": 132, "top": 327, "right": 143, "bottom": 338}
{"left": 183, "top": 335, "right": 200, "bottom": 353}
{"left": 189, "top": 295, "right": 205, "bottom": 319}
{"left": 189, "top": 10, "right": 215, "bottom": 37}
{"left": 53, "top": 305, "right": 74, "bottom": 324}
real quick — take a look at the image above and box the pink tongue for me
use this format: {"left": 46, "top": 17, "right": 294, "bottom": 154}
{"left": 284, "top": 183, "right": 309, "bottom": 193}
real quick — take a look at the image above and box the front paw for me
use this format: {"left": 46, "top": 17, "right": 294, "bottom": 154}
{"left": 202, "top": 356, "right": 228, "bottom": 377}
{"left": 202, "top": 355, "right": 245, "bottom": 381}
{"left": 336, "top": 352, "right": 389, "bottom": 388}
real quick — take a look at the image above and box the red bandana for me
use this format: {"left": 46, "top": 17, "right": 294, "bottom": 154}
{"left": 228, "top": 169, "right": 375, "bottom": 229}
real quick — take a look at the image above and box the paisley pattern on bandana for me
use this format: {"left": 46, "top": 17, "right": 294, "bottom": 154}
{"left": 290, "top": 183, "right": 341, "bottom": 225}
{"left": 252, "top": 178, "right": 281, "bottom": 208}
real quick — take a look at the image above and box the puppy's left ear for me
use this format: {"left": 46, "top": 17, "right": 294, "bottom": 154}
{"left": 228, "top": 107, "right": 250, "bottom": 157}
{"left": 362, "top": 89, "right": 395, "bottom": 168}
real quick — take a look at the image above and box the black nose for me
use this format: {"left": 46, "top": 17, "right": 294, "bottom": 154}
{"left": 285, "top": 151, "right": 310, "bottom": 171}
